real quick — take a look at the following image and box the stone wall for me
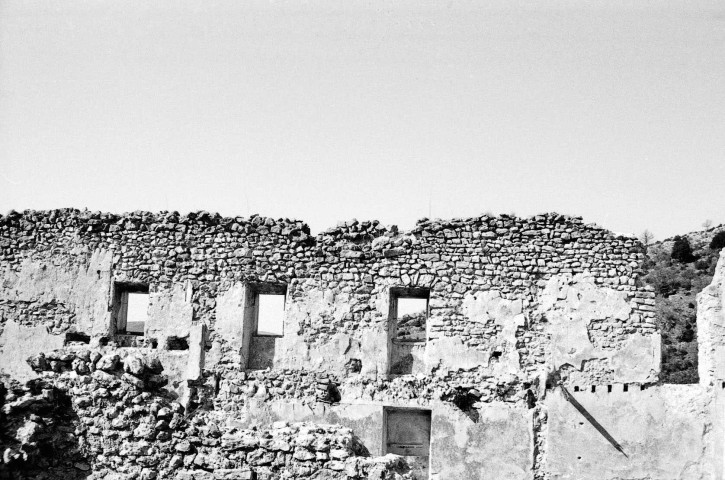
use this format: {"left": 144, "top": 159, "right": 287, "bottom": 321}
{"left": 0, "top": 209, "right": 721, "bottom": 479}
{"left": 0, "top": 209, "right": 658, "bottom": 387}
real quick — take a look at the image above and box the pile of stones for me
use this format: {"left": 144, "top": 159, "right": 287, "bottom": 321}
{"left": 1, "top": 350, "right": 415, "bottom": 480}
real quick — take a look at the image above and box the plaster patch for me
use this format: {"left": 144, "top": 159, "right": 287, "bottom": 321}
{"left": 426, "top": 335, "right": 490, "bottom": 373}
{"left": 459, "top": 290, "right": 526, "bottom": 373}
{"left": 0, "top": 251, "right": 112, "bottom": 336}
{"left": 147, "top": 282, "right": 193, "bottom": 346}
{"left": 0, "top": 320, "right": 64, "bottom": 380}
{"left": 538, "top": 274, "right": 657, "bottom": 384}
{"left": 214, "top": 283, "right": 246, "bottom": 342}
{"left": 546, "top": 385, "right": 715, "bottom": 480}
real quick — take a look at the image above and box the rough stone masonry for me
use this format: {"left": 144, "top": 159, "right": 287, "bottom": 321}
{"left": 0, "top": 209, "right": 723, "bottom": 479}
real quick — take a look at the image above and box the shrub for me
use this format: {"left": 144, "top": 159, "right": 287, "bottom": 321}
{"left": 695, "top": 259, "right": 711, "bottom": 271}
{"left": 678, "top": 327, "right": 694, "bottom": 343}
{"left": 671, "top": 236, "right": 695, "bottom": 263}
{"left": 710, "top": 231, "right": 725, "bottom": 251}
{"left": 645, "top": 268, "right": 680, "bottom": 296}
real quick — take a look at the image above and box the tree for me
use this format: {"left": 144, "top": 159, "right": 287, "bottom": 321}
{"left": 640, "top": 230, "right": 655, "bottom": 248}
{"left": 710, "top": 231, "right": 725, "bottom": 251}
{"left": 702, "top": 219, "right": 713, "bottom": 229}
{"left": 671, "top": 236, "right": 695, "bottom": 263}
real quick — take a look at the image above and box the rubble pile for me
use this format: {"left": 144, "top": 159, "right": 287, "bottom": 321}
{"left": 2, "top": 350, "right": 413, "bottom": 480}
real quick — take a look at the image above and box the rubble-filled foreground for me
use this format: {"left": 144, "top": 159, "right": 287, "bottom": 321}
{"left": 2, "top": 349, "right": 411, "bottom": 479}
{"left": 0, "top": 209, "right": 723, "bottom": 479}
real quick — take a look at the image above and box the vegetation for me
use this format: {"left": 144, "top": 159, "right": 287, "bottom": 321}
{"left": 640, "top": 225, "right": 724, "bottom": 383}
{"left": 710, "top": 231, "right": 725, "bottom": 251}
{"left": 670, "top": 236, "right": 695, "bottom": 263}
{"left": 639, "top": 229, "right": 655, "bottom": 250}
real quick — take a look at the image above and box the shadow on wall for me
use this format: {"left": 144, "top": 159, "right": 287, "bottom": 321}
{"left": 559, "top": 385, "right": 628, "bottom": 458}
{"left": 0, "top": 379, "right": 92, "bottom": 479}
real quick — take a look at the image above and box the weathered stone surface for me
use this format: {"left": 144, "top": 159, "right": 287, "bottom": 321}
{"left": 697, "top": 249, "right": 725, "bottom": 387}
{"left": 97, "top": 353, "right": 120, "bottom": 372}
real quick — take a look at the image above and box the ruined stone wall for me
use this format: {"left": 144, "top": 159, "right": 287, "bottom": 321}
{"left": 0, "top": 209, "right": 658, "bottom": 387}
{"left": 3, "top": 209, "right": 712, "bottom": 480}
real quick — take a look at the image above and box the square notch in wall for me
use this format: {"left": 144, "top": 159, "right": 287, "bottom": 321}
{"left": 250, "top": 284, "right": 287, "bottom": 337}
{"left": 113, "top": 283, "right": 149, "bottom": 336}
{"left": 389, "top": 287, "right": 429, "bottom": 375}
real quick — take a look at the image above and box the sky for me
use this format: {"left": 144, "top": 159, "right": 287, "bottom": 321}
{"left": 1, "top": 0, "right": 723, "bottom": 240}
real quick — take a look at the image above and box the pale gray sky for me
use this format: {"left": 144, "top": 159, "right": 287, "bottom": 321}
{"left": 1, "top": 0, "right": 723, "bottom": 239}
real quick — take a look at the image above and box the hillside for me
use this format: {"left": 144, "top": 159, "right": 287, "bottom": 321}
{"left": 641, "top": 224, "right": 725, "bottom": 383}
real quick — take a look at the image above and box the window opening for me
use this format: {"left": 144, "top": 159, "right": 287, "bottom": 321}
{"left": 245, "top": 283, "right": 287, "bottom": 370}
{"left": 395, "top": 298, "right": 428, "bottom": 342}
{"left": 389, "top": 287, "right": 429, "bottom": 375}
{"left": 255, "top": 293, "right": 285, "bottom": 336}
{"left": 114, "top": 283, "right": 149, "bottom": 336}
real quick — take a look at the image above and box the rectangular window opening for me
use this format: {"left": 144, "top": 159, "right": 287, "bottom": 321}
{"left": 395, "top": 297, "right": 429, "bottom": 342}
{"left": 246, "top": 283, "right": 287, "bottom": 370}
{"left": 255, "top": 293, "right": 285, "bottom": 337}
{"left": 114, "top": 283, "right": 149, "bottom": 336}
{"left": 389, "top": 287, "right": 430, "bottom": 375}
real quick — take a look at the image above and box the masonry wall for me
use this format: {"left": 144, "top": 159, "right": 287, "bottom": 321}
{"left": 0, "top": 210, "right": 659, "bottom": 384}
{"left": 0, "top": 209, "right": 719, "bottom": 479}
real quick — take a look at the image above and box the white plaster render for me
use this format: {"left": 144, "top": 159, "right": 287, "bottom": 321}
{"left": 0, "top": 250, "right": 112, "bottom": 378}
{"left": 214, "top": 282, "right": 246, "bottom": 343}
{"left": 185, "top": 323, "right": 206, "bottom": 383}
{"left": 546, "top": 384, "right": 719, "bottom": 480}
{"left": 0, "top": 250, "right": 112, "bottom": 335}
{"left": 537, "top": 274, "right": 660, "bottom": 384}
{"left": 460, "top": 290, "right": 526, "bottom": 374}
{"left": 0, "top": 320, "right": 65, "bottom": 380}
{"left": 430, "top": 403, "right": 533, "bottom": 480}
{"left": 147, "top": 281, "right": 193, "bottom": 347}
